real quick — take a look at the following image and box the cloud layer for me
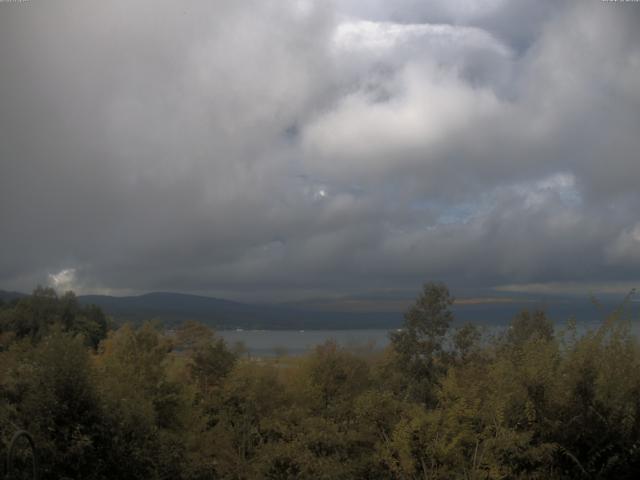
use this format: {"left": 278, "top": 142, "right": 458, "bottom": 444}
{"left": 1, "top": 0, "right": 639, "bottom": 301}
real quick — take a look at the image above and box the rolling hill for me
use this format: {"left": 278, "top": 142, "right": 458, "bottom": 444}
{"left": 2, "top": 289, "right": 632, "bottom": 330}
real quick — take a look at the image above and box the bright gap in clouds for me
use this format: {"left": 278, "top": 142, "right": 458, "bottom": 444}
{"left": 333, "top": 19, "right": 511, "bottom": 57}
{"left": 48, "top": 268, "right": 78, "bottom": 293}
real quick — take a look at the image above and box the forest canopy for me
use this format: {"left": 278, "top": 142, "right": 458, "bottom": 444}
{"left": 1, "top": 283, "right": 639, "bottom": 479}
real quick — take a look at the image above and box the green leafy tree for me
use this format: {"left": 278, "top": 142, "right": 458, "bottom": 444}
{"left": 176, "top": 321, "right": 237, "bottom": 395}
{"left": 452, "top": 322, "right": 482, "bottom": 365}
{"left": 304, "top": 340, "right": 370, "bottom": 414}
{"left": 504, "top": 309, "right": 554, "bottom": 349}
{"left": 0, "top": 288, "right": 108, "bottom": 349}
{"left": 0, "top": 329, "right": 103, "bottom": 479}
{"left": 94, "top": 323, "right": 188, "bottom": 479}
{"left": 389, "top": 282, "right": 454, "bottom": 405}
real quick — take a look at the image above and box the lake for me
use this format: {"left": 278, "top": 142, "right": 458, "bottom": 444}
{"left": 218, "top": 320, "right": 640, "bottom": 357}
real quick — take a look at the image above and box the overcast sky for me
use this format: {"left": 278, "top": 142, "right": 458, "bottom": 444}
{"left": 1, "top": 0, "right": 640, "bottom": 302}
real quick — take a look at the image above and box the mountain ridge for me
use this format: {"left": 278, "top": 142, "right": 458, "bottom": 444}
{"left": 1, "top": 289, "right": 630, "bottom": 330}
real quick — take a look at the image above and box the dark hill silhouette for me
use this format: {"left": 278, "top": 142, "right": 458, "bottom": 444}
{"left": 75, "top": 292, "right": 620, "bottom": 329}
{"left": 77, "top": 291, "right": 402, "bottom": 329}
{"left": 0, "top": 290, "right": 27, "bottom": 303}
{"left": 1, "top": 289, "right": 626, "bottom": 329}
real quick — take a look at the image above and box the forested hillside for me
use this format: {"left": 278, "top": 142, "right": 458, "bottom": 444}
{"left": 1, "top": 284, "right": 639, "bottom": 479}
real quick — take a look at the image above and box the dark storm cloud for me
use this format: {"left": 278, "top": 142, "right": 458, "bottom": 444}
{"left": 1, "top": 0, "right": 639, "bottom": 301}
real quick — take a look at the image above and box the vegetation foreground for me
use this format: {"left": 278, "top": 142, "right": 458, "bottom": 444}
{"left": 1, "top": 284, "right": 639, "bottom": 479}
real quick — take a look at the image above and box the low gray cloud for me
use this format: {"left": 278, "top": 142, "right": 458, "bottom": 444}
{"left": 1, "top": 0, "right": 639, "bottom": 301}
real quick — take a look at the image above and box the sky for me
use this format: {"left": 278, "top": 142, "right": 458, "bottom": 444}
{"left": 1, "top": 0, "right": 640, "bottom": 303}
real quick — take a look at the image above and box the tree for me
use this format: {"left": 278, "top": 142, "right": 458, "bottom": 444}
{"left": 190, "top": 338, "right": 237, "bottom": 395}
{"left": 175, "top": 321, "right": 237, "bottom": 395}
{"left": 504, "top": 309, "right": 554, "bottom": 349}
{"left": 175, "top": 320, "right": 215, "bottom": 352}
{"left": 0, "top": 288, "right": 108, "bottom": 349}
{"left": 0, "top": 328, "right": 103, "bottom": 479}
{"left": 304, "top": 340, "right": 370, "bottom": 413}
{"left": 95, "top": 323, "right": 187, "bottom": 479}
{"left": 452, "top": 322, "right": 482, "bottom": 365}
{"left": 390, "top": 282, "right": 454, "bottom": 405}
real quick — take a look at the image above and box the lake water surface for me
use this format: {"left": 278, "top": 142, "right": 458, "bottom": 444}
{"left": 218, "top": 321, "right": 640, "bottom": 357}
